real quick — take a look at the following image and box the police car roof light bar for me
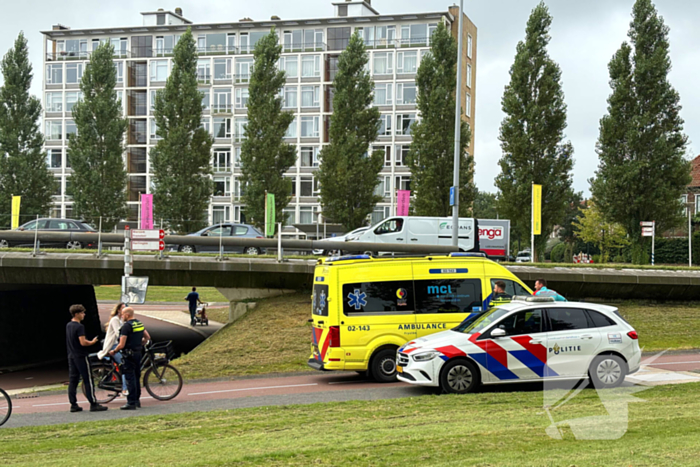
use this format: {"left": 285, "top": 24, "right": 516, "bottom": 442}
{"left": 327, "top": 254, "right": 372, "bottom": 263}
{"left": 512, "top": 295, "right": 555, "bottom": 303}
{"left": 449, "top": 252, "right": 487, "bottom": 258}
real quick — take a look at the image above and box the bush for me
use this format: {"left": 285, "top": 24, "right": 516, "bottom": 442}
{"left": 550, "top": 242, "right": 567, "bottom": 263}
{"left": 612, "top": 255, "right": 625, "bottom": 263}
{"left": 592, "top": 254, "right": 602, "bottom": 264}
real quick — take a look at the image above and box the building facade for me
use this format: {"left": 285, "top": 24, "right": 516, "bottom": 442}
{"left": 41, "top": 0, "right": 477, "bottom": 234}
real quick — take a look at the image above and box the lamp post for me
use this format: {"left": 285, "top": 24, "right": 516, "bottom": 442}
{"left": 687, "top": 201, "right": 694, "bottom": 267}
{"left": 451, "top": 0, "right": 465, "bottom": 248}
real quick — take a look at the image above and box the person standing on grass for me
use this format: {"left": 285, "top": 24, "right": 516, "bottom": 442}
{"left": 185, "top": 287, "right": 203, "bottom": 326}
{"left": 110, "top": 307, "right": 150, "bottom": 410}
{"left": 66, "top": 304, "right": 108, "bottom": 413}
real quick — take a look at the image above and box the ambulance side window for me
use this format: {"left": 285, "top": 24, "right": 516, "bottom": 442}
{"left": 414, "top": 279, "right": 482, "bottom": 314}
{"left": 313, "top": 284, "right": 329, "bottom": 316}
{"left": 490, "top": 279, "right": 530, "bottom": 296}
{"left": 342, "top": 281, "right": 414, "bottom": 315}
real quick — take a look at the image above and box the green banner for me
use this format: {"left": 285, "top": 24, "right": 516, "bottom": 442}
{"left": 265, "top": 193, "right": 275, "bottom": 237}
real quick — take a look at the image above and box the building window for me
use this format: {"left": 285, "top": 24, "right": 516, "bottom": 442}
{"left": 201, "top": 118, "right": 211, "bottom": 134}
{"left": 299, "top": 206, "right": 314, "bottom": 224}
{"left": 373, "top": 52, "right": 394, "bottom": 75}
{"left": 283, "top": 30, "right": 303, "bottom": 52}
{"left": 213, "top": 176, "right": 232, "bottom": 196}
{"left": 465, "top": 93, "right": 471, "bottom": 117}
{"left": 150, "top": 60, "right": 168, "bottom": 82}
{"left": 378, "top": 114, "right": 393, "bottom": 136}
{"left": 212, "top": 205, "right": 231, "bottom": 225}
{"left": 197, "top": 59, "right": 211, "bottom": 83}
{"left": 300, "top": 146, "right": 320, "bottom": 167}
{"left": 46, "top": 64, "right": 63, "bottom": 84}
{"left": 65, "top": 120, "right": 76, "bottom": 138}
{"left": 395, "top": 175, "right": 411, "bottom": 191}
{"left": 301, "top": 116, "right": 319, "bottom": 137}
{"left": 397, "top": 51, "right": 417, "bottom": 74}
{"left": 235, "top": 58, "right": 253, "bottom": 83}
{"left": 65, "top": 92, "right": 81, "bottom": 112}
{"left": 150, "top": 119, "right": 161, "bottom": 140}
{"left": 374, "top": 83, "right": 393, "bottom": 106}
{"left": 467, "top": 34, "right": 473, "bottom": 59}
{"left": 234, "top": 118, "right": 247, "bottom": 142}
{"left": 47, "top": 149, "right": 62, "bottom": 168}
{"left": 239, "top": 33, "right": 250, "bottom": 54}
{"left": 279, "top": 55, "right": 298, "bottom": 78}
{"left": 301, "top": 55, "right": 321, "bottom": 77}
{"left": 395, "top": 144, "right": 410, "bottom": 166}
{"left": 213, "top": 117, "right": 232, "bottom": 139}
{"left": 282, "top": 208, "right": 295, "bottom": 225}
{"left": 213, "top": 88, "right": 232, "bottom": 113}
{"left": 396, "top": 82, "right": 416, "bottom": 105}
{"left": 466, "top": 63, "right": 472, "bottom": 88}
{"left": 373, "top": 145, "right": 392, "bottom": 167}
{"left": 235, "top": 87, "right": 249, "bottom": 109}
{"left": 45, "top": 120, "right": 62, "bottom": 140}
{"left": 45, "top": 92, "right": 63, "bottom": 112}
{"left": 301, "top": 85, "right": 320, "bottom": 108}
{"left": 213, "top": 58, "right": 232, "bottom": 81}
{"left": 396, "top": 114, "right": 416, "bottom": 135}
{"left": 65, "top": 63, "right": 83, "bottom": 84}
{"left": 327, "top": 27, "right": 351, "bottom": 51}
{"left": 200, "top": 89, "right": 210, "bottom": 111}
{"left": 300, "top": 176, "right": 314, "bottom": 197}
{"left": 284, "top": 86, "right": 298, "bottom": 108}
{"left": 286, "top": 117, "right": 298, "bottom": 138}
{"left": 113, "top": 62, "right": 124, "bottom": 83}
{"left": 213, "top": 150, "right": 231, "bottom": 172}
{"left": 157, "top": 13, "right": 166, "bottom": 25}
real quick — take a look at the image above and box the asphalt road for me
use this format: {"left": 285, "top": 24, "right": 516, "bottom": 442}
{"left": 3, "top": 353, "right": 698, "bottom": 429}
{"left": 0, "top": 304, "right": 215, "bottom": 391}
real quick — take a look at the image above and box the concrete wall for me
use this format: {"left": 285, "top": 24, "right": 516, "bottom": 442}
{"left": 0, "top": 285, "right": 101, "bottom": 369}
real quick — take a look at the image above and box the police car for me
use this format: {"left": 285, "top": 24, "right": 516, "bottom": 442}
{"left": 396, "top": 297, "right": 641, "bottom": 393}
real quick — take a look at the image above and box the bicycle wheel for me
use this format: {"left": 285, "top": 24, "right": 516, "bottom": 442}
{"left": 0, "top": 388, "right": 11, "bottom": 427}
{"left": 143, "top": 363, "right": 183, "bottom": 401}
{"left": 83, "top": 362, "right": 119, "bottom": 404}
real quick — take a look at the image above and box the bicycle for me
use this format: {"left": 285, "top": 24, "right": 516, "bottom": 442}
{"left": 83, "top": 341, "right": 183, "bottom": 404}
{"left": 0, "top": 388, "right": 11, "bottom": 427}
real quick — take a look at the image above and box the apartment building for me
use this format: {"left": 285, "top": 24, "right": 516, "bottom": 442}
{"left": 41, "top": 0, "right": 476, "bottom": 233}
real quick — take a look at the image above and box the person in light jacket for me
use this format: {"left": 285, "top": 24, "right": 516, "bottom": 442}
{"left": 97, "top": 302, "right": 128, "bottom": 393}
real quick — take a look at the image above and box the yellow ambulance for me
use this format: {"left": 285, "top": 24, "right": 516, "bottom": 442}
{"left": 308, "top": 253, "right": 532, "bottom": 381}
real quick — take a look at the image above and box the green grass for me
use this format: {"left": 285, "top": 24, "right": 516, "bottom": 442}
{"left": 94, "top": 285, "right": 228, "bottom": 303}
{"left": 176, "top": 293, "right": 311, "bottom": 380}
{"left": 2, "top": 383, "right": 700, "bottom": 465}
{"left": 609, "top": 301, "right": 700, "bottom": 351}
{"left": 504, "top": 261, "right": 700, "bottom": 271}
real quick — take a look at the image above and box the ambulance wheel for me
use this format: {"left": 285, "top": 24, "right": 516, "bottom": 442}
{"left": 589, "top": 354, "right": 627, "bottom": 389}
{"left": 370, "top": 348, "right": 398, "bottom": 383}
{"left": 440, "top": 359, "right": 479, "bottom": 394}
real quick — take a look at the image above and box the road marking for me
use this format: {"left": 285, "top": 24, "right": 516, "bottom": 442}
{"left": 645, "top": 360, "right": 700, "bottom": 366}
{"left": 328, "top": 381, "right": 371, "bottom": 385}
{"left": 188, "top": 383, "right": 318, "bottom": 396}
{"left": 33, "top": 396, "right": 153, "bottom": 407}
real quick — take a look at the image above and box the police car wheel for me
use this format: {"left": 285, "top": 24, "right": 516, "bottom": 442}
{"left": 589, "top": 354, "right": 627, "bottom": 389}
{"left": 440, "top": 359, "right": 479, "bottom": 394}
{"left": 370, "top": 349, "right": 398, "bottom": 383}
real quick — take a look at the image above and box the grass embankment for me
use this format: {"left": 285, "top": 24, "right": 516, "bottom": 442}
{"left": 94, "top": 285, "right": 227, "bottom": 303}
{"left": 2, "top": 383, "right": 700, "bottom": 466}
{"left": 176, "top": 293, "right": 311, "bottom": 380}
{"left": 613, "top": 301, "right": 700, "bottom": 351}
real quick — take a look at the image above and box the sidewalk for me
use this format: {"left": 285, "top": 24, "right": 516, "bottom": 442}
{"left": 133, "top": 308, "right": 224, "bottom": 338}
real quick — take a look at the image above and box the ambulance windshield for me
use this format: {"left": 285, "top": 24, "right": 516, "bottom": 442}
{"left": 453, "top": 307, "right": 511, "bottom": 334}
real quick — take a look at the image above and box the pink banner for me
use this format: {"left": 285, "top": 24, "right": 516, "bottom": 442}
{"left": 140, "top": 194, "right": 154, "bottom": 229}
{"left": 397, "top": 190, "right": 411, "bottom": 216}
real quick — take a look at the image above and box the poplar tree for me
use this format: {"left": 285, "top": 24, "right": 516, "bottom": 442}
{"left": 316, "top": 32, "right": 382, "bottom": 230}
{"left": 0, "top": 32, "right": 54, "bottom": 227}
{"left": 151, "top": 28, "right": 213, "bottom": 234}
{"left": 407, "top": 22, "right": 475, "bottom": 217}
{"left": 240, "top": 29, "right": 295, "bottom": 230}
{"left": 68, "top": 42, "right": 127, "bottom": 230}
{"left": 591, "top": 0, "right": 689, "bottom": 263}
{"left": 495, "top": 2, "right": 574, "bottom": 260}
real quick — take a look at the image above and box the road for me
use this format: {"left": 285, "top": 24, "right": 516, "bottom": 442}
{"left": 0, "top": 304, "right": 219, "bottom": 391}
{"left": 3, "top": 352, "right": 698, "bottom": 429}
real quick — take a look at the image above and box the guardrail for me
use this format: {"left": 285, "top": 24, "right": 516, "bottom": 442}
{"left": 0, "top": 230, "right": 460, "bottom": 255}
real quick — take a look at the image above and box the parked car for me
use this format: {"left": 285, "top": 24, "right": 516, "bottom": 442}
{"left": 312, "top": 227, "right": 370, "bottom": 256}
{"left": 175, "top": 223, "right": 266, "bottom": 255}
{"left": 0, "top": 218, "right": 97, "bottom": 250}
{"left": 515, "top": 250, "right": 532, "bottom": 263}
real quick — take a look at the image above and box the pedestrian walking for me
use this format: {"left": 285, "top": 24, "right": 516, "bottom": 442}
{"left": 110, "top": 307, "right": 150, "bottom": 410}
{"left": 184, "top": 287, "right": 203, "bottom": 326}
{"left": 66, "top": 304, "right": 108, "bottom": 413}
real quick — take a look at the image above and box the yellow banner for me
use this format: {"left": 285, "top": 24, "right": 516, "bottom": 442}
{"left": 532, "top": 184, "right": 542, "bottom": 235}
{"left": 11, "top": 196, "right": 21, "bottom": 230}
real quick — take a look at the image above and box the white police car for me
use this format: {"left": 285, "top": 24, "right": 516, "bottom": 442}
{"left": 396, "top": 297, "right": 641, "bottom": 393}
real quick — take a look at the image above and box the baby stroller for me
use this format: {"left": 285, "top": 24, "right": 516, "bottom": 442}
{"left": 194, "top": 304, "right": 209, "bottom": 326}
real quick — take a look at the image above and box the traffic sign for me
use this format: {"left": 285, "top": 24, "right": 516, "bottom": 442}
{"left": 132, "top": 240, "right": 164, "bottom": 251}
{"left": 640, "top": 221, "right": 654, "bottom": 227}
{"left": 642, "top": 227, "right": 654, "bottom": 237}
{"left": 131, "top": 229, "right": 164, "bottom": 240}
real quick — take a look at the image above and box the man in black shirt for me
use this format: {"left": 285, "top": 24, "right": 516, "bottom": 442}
{"left": 110, "top": 307, "right": 150, "bottom": 410}
{"left": 66, "top": 304, "right": 108, "bottom": 413}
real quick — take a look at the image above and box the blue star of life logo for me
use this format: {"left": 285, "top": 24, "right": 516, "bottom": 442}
{"left": 317, "top": 290, "right": 326, "bottom": 313}
{"left": 347, "top": 288, "right": 367, "bottom": 310}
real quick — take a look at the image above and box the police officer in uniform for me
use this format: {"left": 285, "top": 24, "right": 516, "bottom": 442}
{"left": 110, "top": 307, "right": 150, "bottom": 410}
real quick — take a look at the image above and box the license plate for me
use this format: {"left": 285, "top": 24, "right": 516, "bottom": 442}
{"left": 396, "top": 366, "right": 403, "bottom": 373}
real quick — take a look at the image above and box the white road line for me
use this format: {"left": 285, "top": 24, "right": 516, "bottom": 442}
{"left": 188, "top": 383, "right": 318, "bottom": 396}
{"left": 645, "top": 360, "right": 700, "bottom": 366}
{"left": 327, "top": 381, "right": 371, "bottom": 385}
{"left": 33, "top": 401, "right": 87, "bottom": 407}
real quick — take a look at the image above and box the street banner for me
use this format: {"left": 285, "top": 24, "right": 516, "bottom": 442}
{"left": 265, "top": 193, "right": 275, "bottom": 237}
{"left": 140, "top": 194, "right": 153, "bottom": 229}
{"left": 397, "top": 190, "right": 411, "bottom": 216}
{"left": 11, "top": 196, "right": 20, "bottom": 229}
{"left": 532, "top": 184, "right": 542, "bottom": 235}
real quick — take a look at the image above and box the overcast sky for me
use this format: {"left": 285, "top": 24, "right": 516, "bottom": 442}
{"left": 2, "top": 0, "right": 699, "bottom": 196}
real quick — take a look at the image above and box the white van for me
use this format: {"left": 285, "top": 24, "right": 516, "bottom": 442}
{"left": 347, "top": 216, "right": 479, "bottom": 254}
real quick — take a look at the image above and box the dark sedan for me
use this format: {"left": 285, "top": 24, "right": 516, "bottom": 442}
{"left": 175, "top": 223, "right": 266, "bottom": 255}
{"left": 0, "top": 218, "right": 97, "bottom": 249}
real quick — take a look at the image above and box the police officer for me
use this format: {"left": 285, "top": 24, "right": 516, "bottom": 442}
{"left": 110, "top": 307, "right": 150, "bottom": 410}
